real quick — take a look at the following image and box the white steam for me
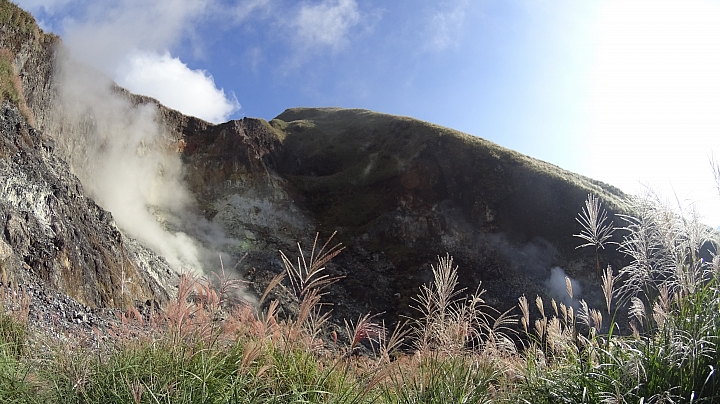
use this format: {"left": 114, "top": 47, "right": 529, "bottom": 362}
{"left": 51, "top": 53, "right": 218, "bottom": 272}
{"left": 16, "top": 0, "right": 246, "bottom": 273}
{"left": 116, "top": 51, "right": 240, "bottom": 123}
{"left": 545, "top": 266, "right": 582, "bottom": 308}
{"left": 59, "top": 0, "right": 207, "bottom": 71}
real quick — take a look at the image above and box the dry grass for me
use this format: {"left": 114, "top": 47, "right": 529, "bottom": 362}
{"left": 0, "top": 48, "right": 34, "bottom": 125}
{"left": 0, "top": 197, "right": 716, "bottom": 403}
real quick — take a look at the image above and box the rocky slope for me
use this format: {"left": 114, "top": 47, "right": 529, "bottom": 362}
{"left": 175, "top": 108, "right": 631, "bottom": 320}
{"left": 1, "top": 0, "right": 632, "bottom": 329}
{"left": 0, "top": 100, "right": 174, "bottom": 307}
{"left": 1, "top": 1, "right": 175, "bottom": 312}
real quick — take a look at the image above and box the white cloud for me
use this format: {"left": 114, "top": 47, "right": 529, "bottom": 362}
{"left": 293, "top": 0, "right": 361, "bottom": 50}
{"left": 230, "top": 0, "right": 273, "bottom": 22}
{"left": 116, "top": 51, "right": 240, "bottom": 123}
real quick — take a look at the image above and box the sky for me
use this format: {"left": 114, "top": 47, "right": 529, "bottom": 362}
{"left": 15, "top": 0, "right": 720, "bottom": 227}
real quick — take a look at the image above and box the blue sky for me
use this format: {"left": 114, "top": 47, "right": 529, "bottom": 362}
{"left": 15, "top": 0, "right": 720, "bottom": 226}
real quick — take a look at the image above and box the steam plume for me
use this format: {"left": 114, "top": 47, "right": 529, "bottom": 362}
{"left": 546, "top": 267, "right": 582, "bottom": 307}
{"left": 49, "top": 51, "right": 230, "bottom": 272}
{"left": 14, "top": 0, "right": 249, "bottom": 274}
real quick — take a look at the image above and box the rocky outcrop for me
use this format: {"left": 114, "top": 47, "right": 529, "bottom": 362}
{"left": 0, "top": 0, "right": 176, "bottom": 309}
{"left": 0, "top": 101, "right": 174, "bottom": 308}
{"left": 0, "top": 0, "right": 56, "bottom": 126}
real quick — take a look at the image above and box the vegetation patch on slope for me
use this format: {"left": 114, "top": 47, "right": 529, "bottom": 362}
{"left": 0, "top": 48, "right": 20, "bottom": 105}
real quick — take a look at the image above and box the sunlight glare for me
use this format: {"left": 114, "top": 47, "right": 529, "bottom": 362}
{"left": 583, "top": 0, "right": 720, "bottom": 226}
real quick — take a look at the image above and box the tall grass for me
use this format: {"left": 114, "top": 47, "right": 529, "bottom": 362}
{"left": 0, "top": 49, "right": 22, "bottom": 106}
{"left": 0, "top": 196, "right": 718, "bottom": 402}
{"left": 0, "top": 282, "right": 35, "bottom": 403}
{"left": 513, "top": 193, "right": 720, "bottom": 403}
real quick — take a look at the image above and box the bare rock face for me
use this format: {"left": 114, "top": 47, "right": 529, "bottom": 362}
{"left": 0, "top": 0, "right": 176, "bottom": 309}
{"left": 0, "top": 101, "right": 174, "bottom": 308}
{"left": 180, "top": 118, "right": 311, "bottom": 244}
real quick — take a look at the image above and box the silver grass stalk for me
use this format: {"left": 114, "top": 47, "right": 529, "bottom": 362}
{"left": 652, "top": 284, "right": 671, "bottom": 330}
{"left": 535, "top": 295, "right": 545, "bottom": 319}
{"left": 657, "top": 284, "right": 671, "bottom": 313}
{"left": 711, "top": 156, "right": 720, "bottom": 199}
{"left": 559, "top": 302, "right": 568, "bottom": 325}
{"left": 601, "top": 265, "right": 615, "bottom": 315}
{"left": 518, "top": 295, "right": 530, "bottom": 333}
{"left": 629, "top": 297, "right": 646, "bottom": 325}
{"left": 629, "top": 320, "right": 640, "bottom": 339}
{"left": 590, "top": 308, "right": 603, "bottom": 333}
{"left": 574, "top": 194, "right": 615, "bottom": 250}
{"left": 574, "top": 194, "right": 615, "bottom": 273}
{"left": 617, "top": 192, "right": 713, "bottom": 307}
{"left": 534, "top": 318, "right": 547, "bottom": 340}
{"left": 546, "top": 317, "right": 563, "bottom": 354}
{"left": 652, "top": 300, "right": 668, "bottom": 329}
{"left": 578, "top": 299, "right": 590, "bottom": 327}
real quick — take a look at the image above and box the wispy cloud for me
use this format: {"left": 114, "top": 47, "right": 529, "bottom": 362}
{"left": 18, "top": 0, "right": 374, "bottom": 79}
{"left": 13, "top": 0, "right": 73, "bottom": 14}
{"left": 425, "top": 0, "right": 469, "bottom": 52}
{"left": 292, "top": 0, "right": 361, "bottom": 51}
{"left": 229, "top": 0, "right": 273, "bottom": 22}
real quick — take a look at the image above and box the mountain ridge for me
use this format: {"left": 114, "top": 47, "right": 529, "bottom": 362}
{"left": 0, "top": 0, "right": 632, "bottom": 326}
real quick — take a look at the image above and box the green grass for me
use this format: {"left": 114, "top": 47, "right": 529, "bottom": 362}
{"left": 0, "top": 0, "right": 37, "bottom": 36}
{"left": 36, "top": 316, "right": 378, "bottom": 403}
{"left": 0, "top": 312, "right": 35, "bottom": 404}
{"left": 381, "top": 354, "right": 499, "bottom": 404}
{"left": 1, "top": 30, "right": 37, "bottom": 125}
{"left": 0, "top": 50, "right": 20, "bottom": 106}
